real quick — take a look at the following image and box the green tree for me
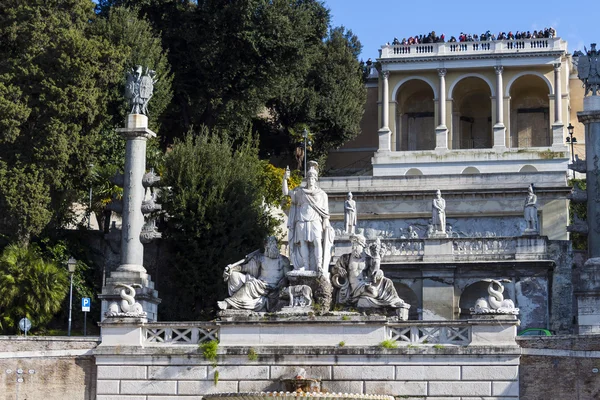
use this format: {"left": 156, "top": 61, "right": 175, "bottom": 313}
{"left": 0, "top": 0, "right": 122, "bottom": 242}
{"left": 160, "top": 130, "right": 278, "bottom": 320}
{"left": 263, "top": 26, "right": 366, "bottom": 159}
{"left": 0, "top": 1, "right": 172, "bottom": 242}
{"left": 0, "top": 243, "right": 68, "bottom": 333}
{"left": 96, "top": 1, "right": 365, "bottom": 163}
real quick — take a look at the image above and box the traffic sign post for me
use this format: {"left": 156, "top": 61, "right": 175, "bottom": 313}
{"left": 81, "top": 298, "right": 91, "bottom": 336}
{"left": 18, "top": 318, "right": 32, "bottom": 337}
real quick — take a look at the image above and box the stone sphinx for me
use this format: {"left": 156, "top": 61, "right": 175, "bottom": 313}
{"left": 331, "top": 235, "right": 408, "bottom": 314}
{"left": 217, "top": 236, "right": 291, "bottom": 312}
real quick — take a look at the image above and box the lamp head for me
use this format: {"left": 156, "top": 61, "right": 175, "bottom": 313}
{"left": 67, "top": 257, "right": 77, "bottom": 273}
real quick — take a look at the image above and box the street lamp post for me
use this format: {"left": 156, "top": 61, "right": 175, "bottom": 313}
{"left": 88, "top": 164, "right": 94, "bottom": 229}
{"left": 67, "top": 257, "right": 76, "bottom": 336}
{"left": 566, "top": 123, "right": 577, "bottom": 164}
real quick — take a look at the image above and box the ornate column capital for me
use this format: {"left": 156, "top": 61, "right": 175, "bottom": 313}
{"left": 494, "top": 66, "right": 504, "bottom": 75}
{"left": 554, "top": 62, "right": 562, "bottom": 71}
{"left": 381, "top": 70, "right": 390, "bottom": 80}
{"left": 438, "top": 68, "right": 447, "bottom": 77}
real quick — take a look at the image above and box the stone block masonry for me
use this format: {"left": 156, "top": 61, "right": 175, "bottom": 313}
{"left": 94, "top": 346, "right": 521, "bottom": 399}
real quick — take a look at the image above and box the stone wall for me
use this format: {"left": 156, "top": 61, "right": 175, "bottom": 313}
{"left": 0, "top": 336, "right": 99, "bottom": 400}
{"left": 518, "top": 335, "right": 600, "bottom": 400}
{"left": 94, "top": 346, "right": 521, "bottom": 400}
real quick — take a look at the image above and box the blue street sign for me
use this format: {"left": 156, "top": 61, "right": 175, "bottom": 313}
{"left": 81, "top": 297, "right": 91, "bottom": 312}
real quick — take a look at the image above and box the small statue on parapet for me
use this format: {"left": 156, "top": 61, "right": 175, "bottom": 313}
{"left": 344, "top": 192, "right": 357, "bottom": 235}
{"left": 218, "top": 236, "right": 291, "bottom": 312}
{"left": 125, "top": 65, "right": 157, "bottom": 115}
{"left": 431, "top": 190, "right": 448, "bottom": 237}
{"left": 331, "top": 234, "right": 409, "bottom": 318}
{"left": 523, "top": 184, "right": 539, "bottom": 234}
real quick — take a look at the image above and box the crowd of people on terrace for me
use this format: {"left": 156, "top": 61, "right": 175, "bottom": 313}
{"left": 391, "top": 27, "right": 556, "bottom": 46}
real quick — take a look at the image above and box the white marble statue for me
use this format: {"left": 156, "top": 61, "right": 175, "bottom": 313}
{"left": 432, "top": 190, "right": 446, "bottom": 233}
{"left": 407, "top": 226, "right": 419, "bottom": 239}
{"left": 344, "top": 192, "right": 357, "bottom": 235}
{"left": 217, "top": 236, "right": 291, "bottom": 312}
{"left": 106, "top": 283, "right": 147, "bottom": 318}
{"left": 524, "top": 185, "right": 538, "bottom": 233}
{"left": 282, "top": 161, "right": 334, "bottom": 277}
{"left": 471, "top": 279, "right": 519, "bottom": 315}
{"left": 331, "top": 234, "right": 407, "bottom": 309}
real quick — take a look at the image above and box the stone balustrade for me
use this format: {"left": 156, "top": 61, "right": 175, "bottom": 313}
{"left": 103, "top": 317, "right": 518, "bottom": 348}
{"left": 380, "top": 38, "right": 565, "bottom": 59}
{"left": 387, "top": 321, "right": 471, "bottom": 345}
{"left": 331, "top": 236, "right": 547, "bottom": 264}
{"left": 143, "top": 322, "right": 219, "bottom": 345}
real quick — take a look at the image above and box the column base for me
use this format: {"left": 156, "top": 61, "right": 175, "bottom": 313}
{"left": 492, "top": 123, "right": 507, "bottom": 149}
{"left": 100, "top": 270, "right": 161, "bottom": 322}
{"left": 435, "top": 125, "right": 448, "bottom": 150}
{"left": 377, "top": 127, "right": 391, "bottom": 152}
{"left": 117, "top": 263, "right": 147, "bottom": 273}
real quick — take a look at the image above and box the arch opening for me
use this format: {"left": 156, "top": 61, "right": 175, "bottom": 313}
{"left": 509, "top": 75, "right": 551, "bottom": 148}
{"left": 451, "top": 77, "right": 492, "bottom": 149}
{"left": 395, "top": 79, "right": 435, "bottom": 151}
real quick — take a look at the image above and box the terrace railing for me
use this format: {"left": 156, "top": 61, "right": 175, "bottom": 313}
{"left": 380, "top": 38, "right": 565, "bottom": 59}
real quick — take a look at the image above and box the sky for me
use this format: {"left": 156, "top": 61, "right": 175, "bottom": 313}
{"left": 323, "top": 0, "right": 592, "bottom": 61}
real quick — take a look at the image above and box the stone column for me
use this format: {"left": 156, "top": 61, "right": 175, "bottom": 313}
{"left": 493, "top": 66, "right": 507, "bottom": 149}
{"left": 119, "top": 115, "right": 154, "bottom": 273}
{"left": 378, "top": 71, "right": 391, "bottom": 151}
{"left": 551, "top": 63, "right": 565, "bottom": 149}
{"left": 577, "top": 96, "right": 600, "bottom": 334}
{"left": 435, "top": 68, "right": 448, "bottom": 150}
{"left": 99, "top": 114, "right": 161, "bottom": 322}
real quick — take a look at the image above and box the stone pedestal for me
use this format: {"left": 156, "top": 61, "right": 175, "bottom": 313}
{"left": 99, "top": 271, "right": 160, "bottom": 322}
{"left": 551, "top": 123, "right": 567, "bottom": 151}
{"left": 287, "top": 270, "right": 333, "bottom": 313}
{"left": 576, "top": 97, "right": 600, "bottom": 334}
{"left": 377, "top": 127, "right": 391, "bottom": 152}
{"left": 492, "top": 123, "right": 506, "bottom": 149}
{"left": 435, "top": 126, "right": 448, "bottom": 150}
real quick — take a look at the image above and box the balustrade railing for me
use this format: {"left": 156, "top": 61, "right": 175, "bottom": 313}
{"left": 452, "top": 237, "right": 517, "bottom": 259}
{"left": 381, "top": 239, "right": 425, "bottom": 257}
{"left": 387, "top": 322, "right": 471, "bottom": 345}
{"left": 143, "top": 323, "right": 219, "bottom": 345}
{"left": 380, "top": 38, "right": 564, "bottom": 59}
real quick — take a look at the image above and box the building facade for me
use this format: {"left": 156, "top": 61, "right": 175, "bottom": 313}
{"left": 324, "top": 37, "right": 584, "bottom": 333}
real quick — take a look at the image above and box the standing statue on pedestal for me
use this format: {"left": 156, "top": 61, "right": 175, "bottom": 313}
{"left": 125, "top": 65, "right": 157, "bottom": 115}
{"left": 524, "top": 185, "right": 538, "bottom": 233}
{"left": 344, "top": 192, "right": 357, "bottom": 235}
{"left": 283, "top": 161, "right": 334, "bottom": 277}
{"left": 331, "top": 235, "right": 407, "bottom": 310}
{"left": 217, "top": 236, "right": 291, "bottom": 312}
{"left": 432, "top": 190, "right": 447, "bottom": 234}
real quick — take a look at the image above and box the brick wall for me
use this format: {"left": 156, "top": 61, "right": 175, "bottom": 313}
{"left": 518, "top": 335, "right": 600, "bottom": 400}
